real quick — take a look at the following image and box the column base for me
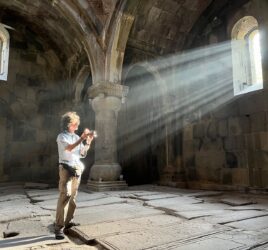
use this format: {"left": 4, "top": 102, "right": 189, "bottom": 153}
{"left": 89, "top": 163, "right": 122, "bottom": 181}
{"left": 87, "top": 180, "right": 128, "bottom": 192}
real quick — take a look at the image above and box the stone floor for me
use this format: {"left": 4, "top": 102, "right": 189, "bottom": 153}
{"left": 0, "top": 183, "right": 268, "bottom": 249}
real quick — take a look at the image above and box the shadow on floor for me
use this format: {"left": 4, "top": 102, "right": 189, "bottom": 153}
{"left": 0, "top": 234, "right": 60, "bottom": 249}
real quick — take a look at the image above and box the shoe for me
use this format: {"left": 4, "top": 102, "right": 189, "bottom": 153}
{"left": 55, "top": 228, "right": 65, "bottom": 240}
{"left": 64, "top": 222, "right": 81, "bottom": 229}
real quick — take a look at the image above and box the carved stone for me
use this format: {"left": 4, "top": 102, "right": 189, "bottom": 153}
{"left": 88, "top": 82, "right": 128, "bottom": 100}
{"left": 87, "top": 180, "right": 127, "bottom": 192}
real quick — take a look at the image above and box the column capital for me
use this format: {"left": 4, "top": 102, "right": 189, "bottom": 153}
{"left": 88, "top": 82, "right": 129, "bottom": 100}
{"left": 92, "top": 95, "right": 122, "bottom": 113}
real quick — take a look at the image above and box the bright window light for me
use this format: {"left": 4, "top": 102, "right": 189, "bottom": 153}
{"left": 252, "top": 32, "right": 263, "bottom": 84}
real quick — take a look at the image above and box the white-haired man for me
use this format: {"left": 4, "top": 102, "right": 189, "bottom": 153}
{"left": 54, "top": 111, "right": 94, "bottom": 239}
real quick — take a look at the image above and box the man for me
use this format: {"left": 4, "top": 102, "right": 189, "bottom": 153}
{"left": 54, "top": 111, "right": 94, "bottom": 239}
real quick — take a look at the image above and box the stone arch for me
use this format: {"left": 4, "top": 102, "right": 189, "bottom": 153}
{"left": 73, "top": 64, "right": 94, "bottom": 131}
{"left": 123, "top": 62, "right": 167, "bottom": 102}
{"left": 123, "top": 62, "right": 171, "bottom": 117}
{"left": 73, "top": 65, "right": 91, "bottom": 105}
{"left": 118, "top": 62, "right": 168, "bottom": 185}
{"left": 82, "top": 43, "right": 100, "bottom": 85}
{"left": 122, "top": 62, "right": 169, "bottom": 135}
{"left": 231, "top": 16, "right": 258, "bottom": 40}
{"left": 231, "top": 16, "right": 263, "bottom": 95}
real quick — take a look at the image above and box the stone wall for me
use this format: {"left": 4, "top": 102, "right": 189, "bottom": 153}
{"left": 0, "top": 24, "right": 68, "bottom": 182}
{"left": 182, "top": 90, "right": 268, "bottom": 188}
{"left": 180, "top": 0, "right": 268, "bottom": 189}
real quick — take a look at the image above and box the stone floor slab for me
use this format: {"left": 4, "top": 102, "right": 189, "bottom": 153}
{"left": 76, "top": 214, "right": 184, "bottom": 239}
{"left": 104, "top": 191, "right": 160, "bottom": 197}
{"left": 0, "top": 194, "right": 26, "bottom": 202}
{"left": 0, "top": 210, "right": 33, "bottom": 223}
{"left": 215, "top": 229, "right": 268, "bottom": 247}
{"left": 148, "top": 201, "right": 229, "bottom": 213}
{"left": 73, "top": 203, "right": 163, "bottom": 225}
{"left": 3, "top": 217, "right": 52, "bottom": 238}
{"left": 226, "top": 216, "right": 268, "bottom": 230}
{"left": 167, "top": 237, "right": 244, "bottom": 250}
{"left": 0, "top": 200, "right": 38, "bottom": 223}
{"left": 76, "top": 192, "right": 108, "bottom": 201}
{"left": 97, "top": 221, "right": 223, "bottom": 250}
{"left": 251, "top": 243, "right": 268, "bottom": 250}
{"left": 225, "top": 205, "right": 268, "bottom": 210}
{"left": 136, "top": 193, "right": 180, "bottom": 201}
{"left": 220, "top": 197, "right": 256, "bottom": 206}
{"left": 39, "top": 196, "right": 126, "bottom": 210}
{"left": 30, "top": 194, "right": 59, "bottom": 202}
{"left": 145, "top": 196, "right": 203, "bottom": 207}
{"left": 1, "top": 184, "right": 268, "bottom": 250}
{"left": 28, "top": 192, "right": 107, "bottom": 203}
{"left": 204, "top": 210, "right": 268, "bottom": 224}
{"left": 25, "top": 189, "right": 58, "bottom": 197}
{"left": 176, "top": 209, "right": 225, "bottom": 219}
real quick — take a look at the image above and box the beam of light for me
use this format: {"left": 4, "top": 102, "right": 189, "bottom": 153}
{"left": 118, "top": 41, "right": 235, "bottom": 159}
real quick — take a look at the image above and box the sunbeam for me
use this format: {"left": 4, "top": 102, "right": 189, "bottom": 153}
{"left": 119, "top": 41, "right": 235, "bottom": 158}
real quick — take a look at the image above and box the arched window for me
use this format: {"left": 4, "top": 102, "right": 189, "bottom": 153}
{"left": 0, "top": 24, "right": 10, "bottom": 81}
{"left": 231, "top": 16, "right": 263, "bottom": 95}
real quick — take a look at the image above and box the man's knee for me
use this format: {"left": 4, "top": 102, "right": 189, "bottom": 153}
{"left": 58, "top": 191, "right": 72, "bottom": 202}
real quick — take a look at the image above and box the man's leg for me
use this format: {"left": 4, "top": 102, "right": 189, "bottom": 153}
{"left": 65, "top": 176, "right": 81, "bottom": 228}
{"left": 55, "top": 166, "right": 72, "bottom": 239}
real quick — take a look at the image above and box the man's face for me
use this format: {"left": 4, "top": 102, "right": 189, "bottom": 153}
{"left": 68, "top": 122, "right": 79, "bottom": 133}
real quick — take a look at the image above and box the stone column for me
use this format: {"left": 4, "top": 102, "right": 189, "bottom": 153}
{"left": 90, "top": 95, "right": 121, "bottom": 180}
{"left": 87, "top": 82, "right": 128, "bottom": 191}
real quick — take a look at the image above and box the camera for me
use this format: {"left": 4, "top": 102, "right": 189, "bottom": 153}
{"left": 89, "top": 130, "right": 98, "bottom": 138}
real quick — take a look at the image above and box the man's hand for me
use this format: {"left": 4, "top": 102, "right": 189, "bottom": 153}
{"left": 86, "top": 134, "right": 94, "bottom": 145}
{"left": 66, "top": 129, "right": 87, "bottom": 152}
{"left": 81, "top": 128, "right": 94, "bottom": 145}
{"left": 81, "top": 128, "right": 90, "bottom": 140}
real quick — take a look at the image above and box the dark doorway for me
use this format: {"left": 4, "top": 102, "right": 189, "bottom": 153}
{"left": 118, "top": 66, "right": 164, "bottom": 185}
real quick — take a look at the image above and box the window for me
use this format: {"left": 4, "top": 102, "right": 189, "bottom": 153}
{"left": 231, "top": 16, "right": 263, "bottom": 95}
{"left": 248, "top": 31, "right": 263, "bottom": 86}
{"left": 0, "top": 24, "right": 10, "bottom": 81}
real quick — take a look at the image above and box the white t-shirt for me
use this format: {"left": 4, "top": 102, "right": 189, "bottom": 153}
{"left": 57, "top": 131, "right": 85, "bottom": 170}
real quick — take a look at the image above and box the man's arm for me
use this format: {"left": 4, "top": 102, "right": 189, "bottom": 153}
{"left": 65, "top": 137, "right": 83, "bottom": 151}
{"left": 80, "top": 134, "right": 94, "bottom": 157}
{"left": 65, "top": 129, "right": 89, "bottom": 152}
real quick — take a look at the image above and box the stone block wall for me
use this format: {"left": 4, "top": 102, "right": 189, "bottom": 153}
{"left": 182, "top": 85, "right": 268, "bottom": 189}
{"left": 178, "top": 0, "right": 268, "bottom": 189}
{"left": 0, "top": 23, "right": 68, "bottom": 183}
